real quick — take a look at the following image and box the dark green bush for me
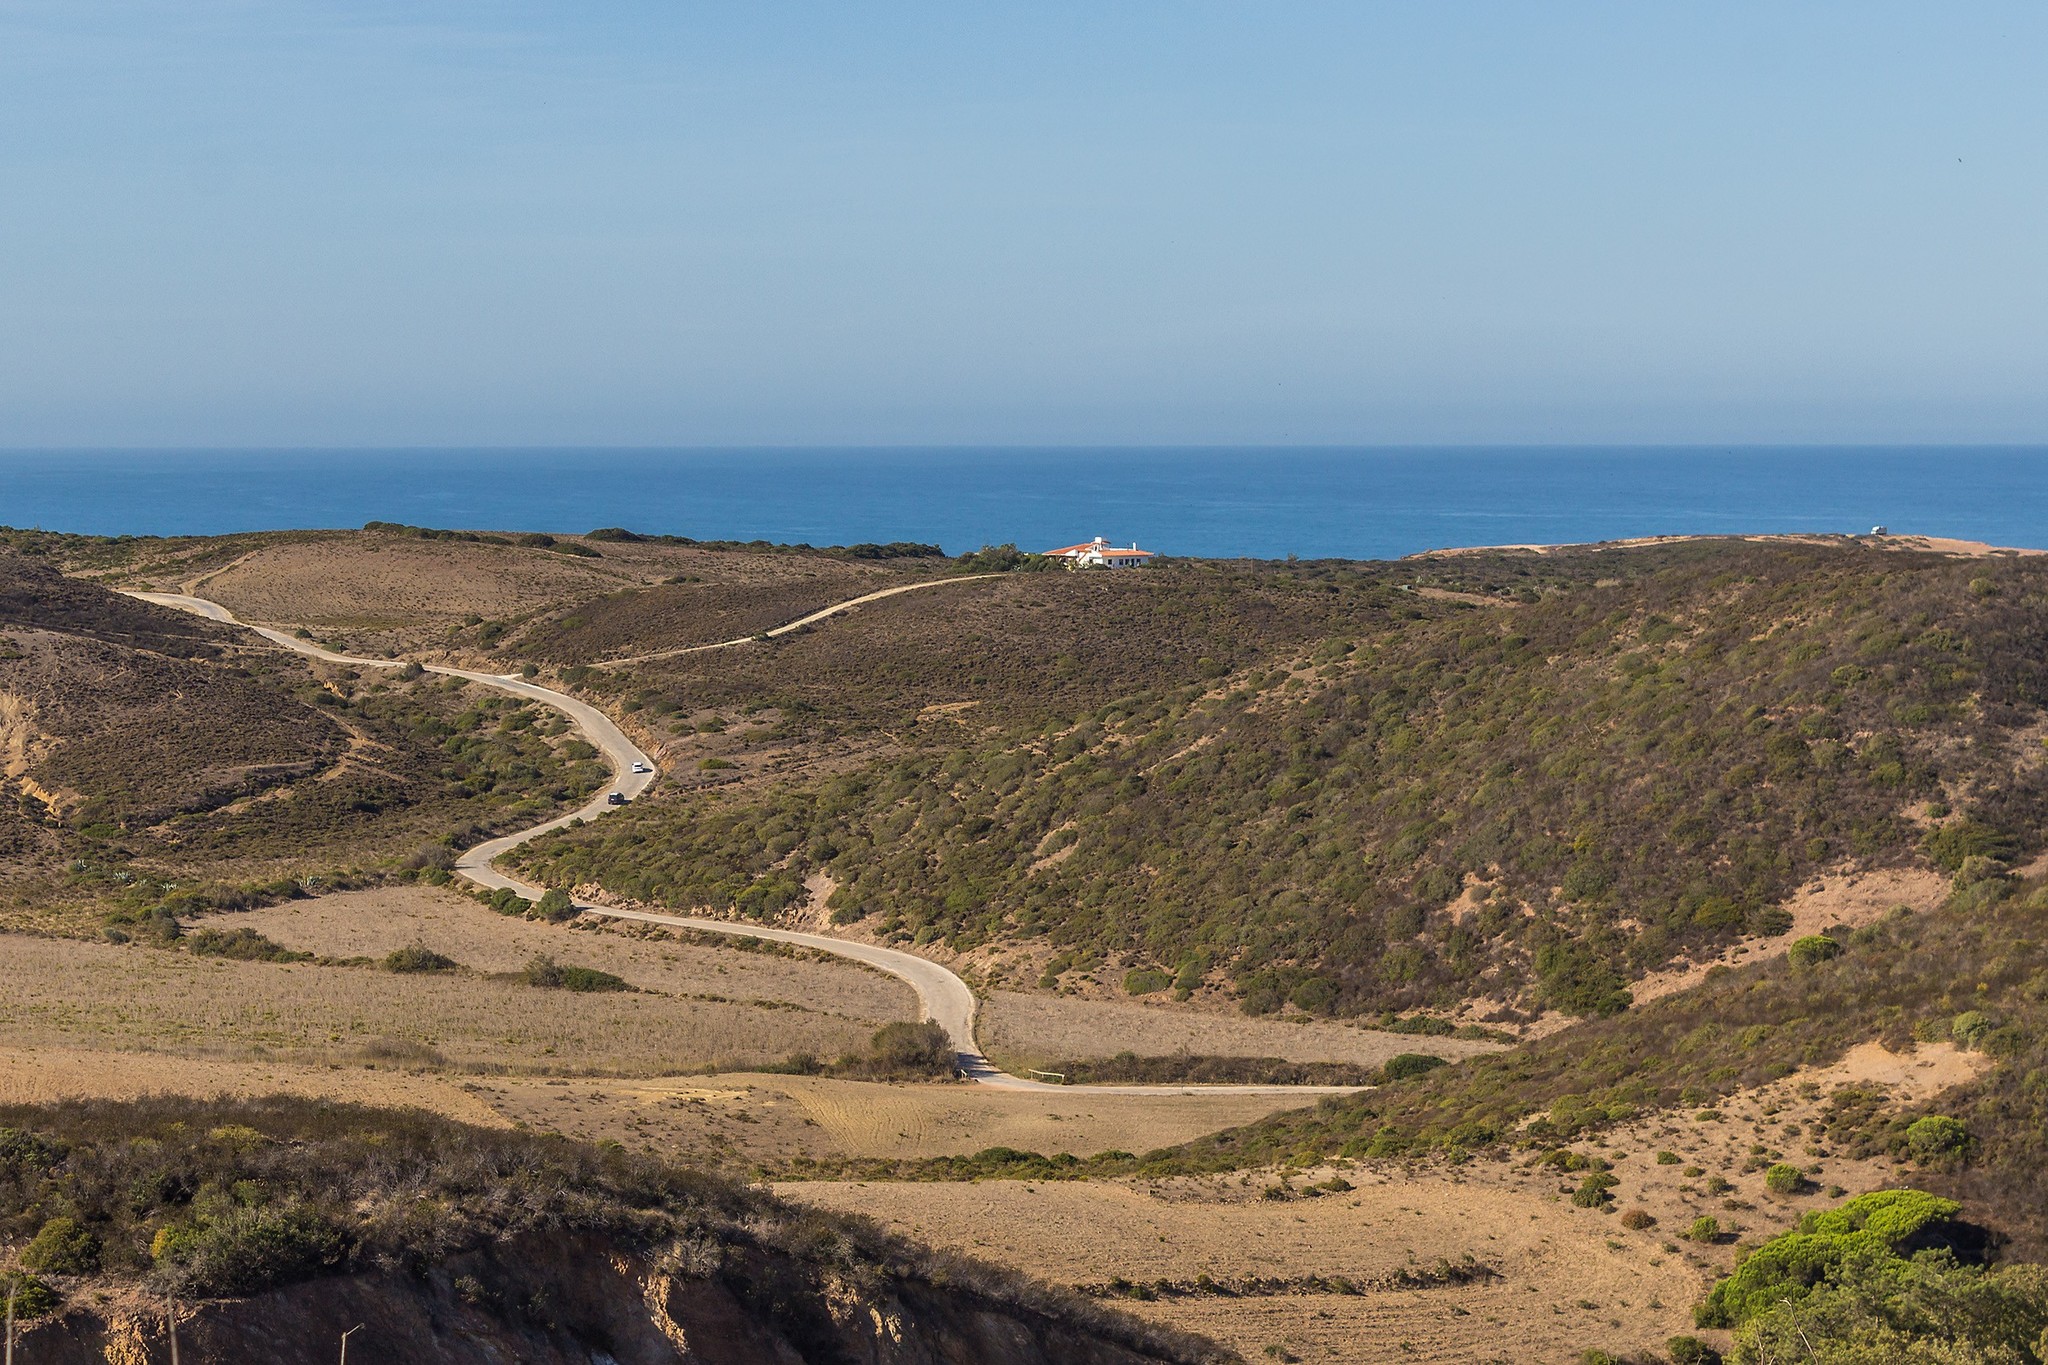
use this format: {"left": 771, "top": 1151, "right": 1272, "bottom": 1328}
{"left": 382, "top": 944, "right": 456, "bottom": 974}
{"left": 0, "top": 1272, "right": 55, "bottom": 1319}
{"left": 533, "top": 887, "right": 578, "bottom": 922}
{"left": 1763, "top": 1163, "right": 1810, "bottom": 1195}
{"left": 1905, "top": 1115, "right": 1969, "bottom": 1159}
{"left": 518, "top": 954, "right": 629, "bottom": 993}
{"left": 1665, "top": 1336, "right": 1719, "bottom": 1365}
{"left": 1122, "top": 968, "right": 1171, "bottom": 995}
{"left": 1381, "top": 1053, "right": 1449, "bottom": 1082}
{"left": 185, "top": 927, "right": 310, "bottom": 963}
{"left": 150, "top": 1200, "right": 345, "bottom": 1296}
{"left": 1787, "top": 935, "right": 1842, "bottom": 970}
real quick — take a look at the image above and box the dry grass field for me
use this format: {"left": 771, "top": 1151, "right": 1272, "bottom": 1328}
{"left": 781, "top": 1038, "right": 1992, "bottom": 1364}
{"left": 980, "top": 990, "right": 1505, "bottom": 1072}
{"left": 135, "top": 532, "right": 932, "bottom": 661}
{"left": 472, "top": 1072, "right": 1320, "bottom": 1167}
{"left": 0, "top": 890, "right": 913, "bottom": 1075}
{"left": 785, "top": 1170, "right": 1704, "bottom": 1364}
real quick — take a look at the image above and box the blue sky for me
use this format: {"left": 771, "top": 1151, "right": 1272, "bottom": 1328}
{"left": 2, "top": 2, "right": 2044, "bottom": 446}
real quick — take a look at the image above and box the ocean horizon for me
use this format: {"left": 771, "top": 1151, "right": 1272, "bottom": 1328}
{"left": 3, "top": 445, "right": 2044, "bottom": 561}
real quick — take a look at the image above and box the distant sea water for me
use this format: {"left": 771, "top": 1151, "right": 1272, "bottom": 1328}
{"left": 1, "top": 447, "right": 2043, "bottom": 561}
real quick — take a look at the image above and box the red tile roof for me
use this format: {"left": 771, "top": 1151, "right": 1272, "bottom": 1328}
{"left": 1044, "top": 541, "right": 1155, "bottom": 557}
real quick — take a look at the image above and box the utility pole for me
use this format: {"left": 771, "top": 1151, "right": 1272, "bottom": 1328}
{"left": 166, "top": 1292, "right": 179, "bottom": 1365}
{"left": 6, "top": 1278, "right": 16, "bottom": 1365}
{"left": 340, "top": 1323, "right": 364, "bottom": 1364}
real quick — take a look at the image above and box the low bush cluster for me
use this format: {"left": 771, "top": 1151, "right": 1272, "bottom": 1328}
{"left": 517, "top": 954, "right": 629, "bottom": 993}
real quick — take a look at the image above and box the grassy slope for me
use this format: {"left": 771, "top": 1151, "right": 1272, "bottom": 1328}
{"left": 515, "top": 542, "right": 2048, "bottom": 1021}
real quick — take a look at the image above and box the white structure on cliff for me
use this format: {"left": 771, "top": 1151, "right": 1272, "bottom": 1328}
{"left": 1043, "top": 536, "right": 1156, "bottom": 569}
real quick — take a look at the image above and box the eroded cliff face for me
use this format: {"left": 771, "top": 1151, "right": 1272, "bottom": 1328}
{"left": 19, "top": 1234, "right": 1215, "bottom": 1365}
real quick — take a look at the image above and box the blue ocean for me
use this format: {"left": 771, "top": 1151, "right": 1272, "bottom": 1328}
{"left": 1, "top": 447, "right": 2043, "bottom": 561}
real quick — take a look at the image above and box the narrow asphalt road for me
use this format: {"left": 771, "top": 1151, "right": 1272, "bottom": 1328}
{"left": 130, "top": 589, "right": 1359, "bottom": 1097}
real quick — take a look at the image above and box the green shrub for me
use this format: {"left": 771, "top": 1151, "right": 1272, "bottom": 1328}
{"left": 1763, "top": 1163, "right": 1810, "bottom": 1195}
{"left": 859, "top": 1021, "right": 956, "bottom": 1077}
{"left": 21, "top": 1215, "right": 100, "bottom": 1274}
{"left": 150, "top": 1201, "right": 347, "bottom": 1296}
{"left": 1686, "top": 1216, "right": 1721, "bottom": 1244}
{"left": 1571, "top": 1172, "right": 1619, "bottom": 1208}
{"left": 1731, "top": 1247, "right": 2048, "bottom": 1365}
{"left": 518, "top": 954, "right": 628, "bottom": 993}
{"left": 1655, "top": 1150, "right": 1682, "bottom": 1165}
{"left": 1904, "top": 1115, "right": 1968, "bottom": 1159}
{"left": 0, "top": 1271, "right": 56, "bottom": 1319}
{"left": 382, "top": 944, "right": 456, "bottom": 974}
{"left": 1710, "top": 1190, "right": 2045, "bottom": 1362}
{"left": 1950, "top": 1010, "right": 1996, "bottom": 1049}
{"left": 185, "top": 927, "right": 310, "bottom": 963}
{"left": 1787, "top": 935, "right": 1842, "bottom": 970}
{"left": 1381, "top": 1053, "right": 1449, "bottom": 1083}
{"left": 1665, "top": 1336, "right": 1719, "bottom": 1365}
{"left": 1122, "top": 968, "right": 1171, "bottom": 995}
{"left": 533, "top": 887, "right": 578, "bottom": 922}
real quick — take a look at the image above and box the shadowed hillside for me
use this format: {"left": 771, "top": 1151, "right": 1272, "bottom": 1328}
{"left": 0, "top": 1096, "right": 1227, "bottom": 1364}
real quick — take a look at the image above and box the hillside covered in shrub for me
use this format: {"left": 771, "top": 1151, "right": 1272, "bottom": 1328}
{"left": 1144, "top": 861, "right": 2048, "bottom": 1256}
{"left": 0, "top": 550, "right": 604, "bottom": 930}
{"left": 516, "top": 541, "right": 2048, "bottom": 1020}
{"left": 0, "top": 1096, "right": 1222, "bottom": 1364}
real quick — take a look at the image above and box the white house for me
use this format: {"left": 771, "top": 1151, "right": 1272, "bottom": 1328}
{"left": 1043, "top": 536, "right": 1156, "bottom": 569}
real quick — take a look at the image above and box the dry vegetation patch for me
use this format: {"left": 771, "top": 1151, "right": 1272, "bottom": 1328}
{"left": 0, "top": 929, "right": 900, "bottom": 1075}
{"left": 205, "top": 883, "right": 918, "bottom": 1012}
{"left": 783, "top": 1170, "right": 1703, "bottom": 1364}
{"left": 0, "top": 1044, "right": 509, "bottom": 1127}
{"left": 981, "top": 990, "right": 1504, "bottom": 1072}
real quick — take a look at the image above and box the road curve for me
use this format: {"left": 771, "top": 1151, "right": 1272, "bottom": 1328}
{"left": 128, "top": 591, "right": 1359, "bottom": 1097}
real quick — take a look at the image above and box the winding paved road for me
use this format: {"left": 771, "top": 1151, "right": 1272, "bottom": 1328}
{"left": 129, "top": 589, "right": 1358, "bottom": 1097}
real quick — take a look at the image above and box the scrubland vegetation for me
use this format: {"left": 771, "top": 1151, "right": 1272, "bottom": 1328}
{"left": 0, "top": 1096, "right": 1224, "bottom": 1363}
{"left": 0, "top": 550, "right": 604, "bottom": 932}
{"left": 13, "top": 527, "right": 2048, "bottom": 1362}
{"left": 516, "top": 543, "right": 2048, "bottom": 1025}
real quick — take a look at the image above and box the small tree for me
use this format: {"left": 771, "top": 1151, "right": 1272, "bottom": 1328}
{"left": 534, "top": 888, "right": 577, "bottom": 922}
